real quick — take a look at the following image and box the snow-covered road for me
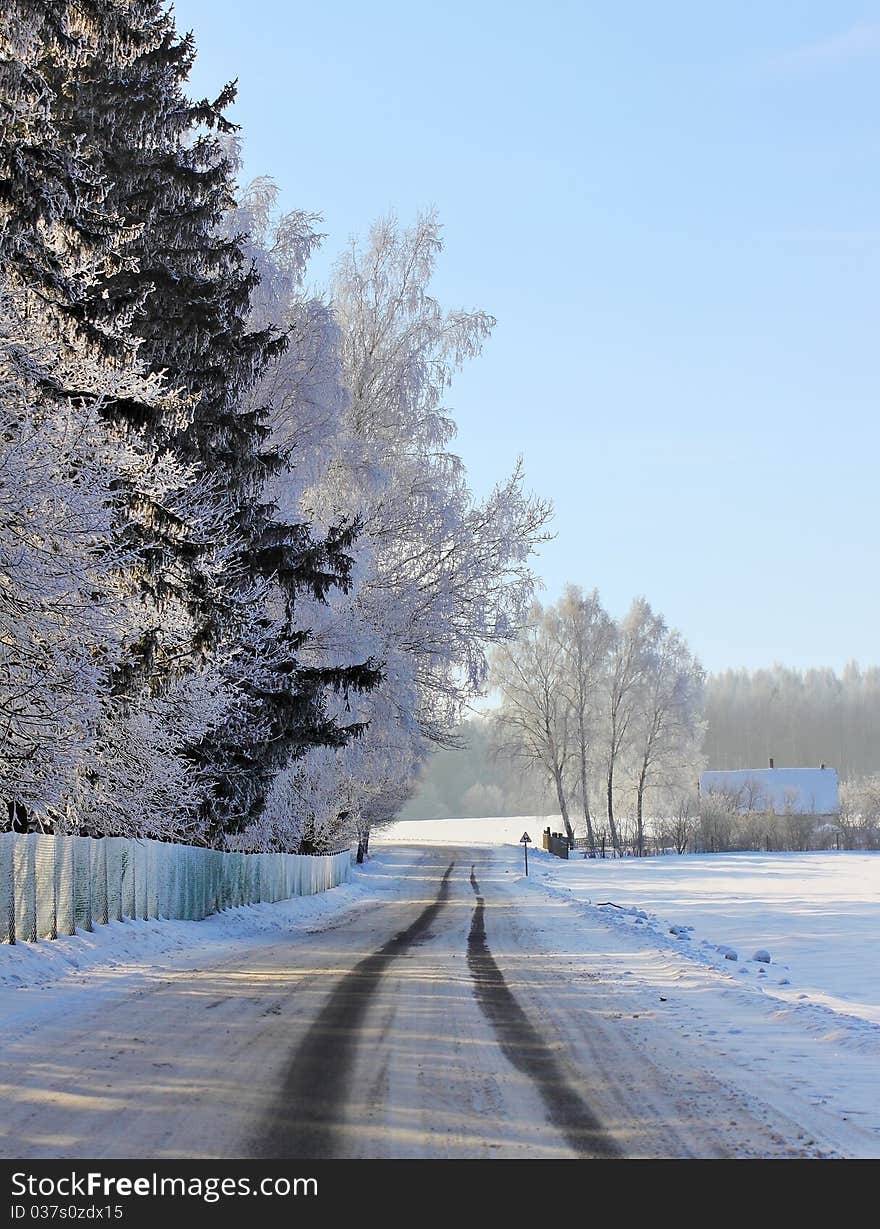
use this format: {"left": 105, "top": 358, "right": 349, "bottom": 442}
{"left": 4, "top": 841, "right": 876, "bottom": 1159}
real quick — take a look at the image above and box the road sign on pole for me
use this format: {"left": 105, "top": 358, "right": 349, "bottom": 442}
{"left": 520, "top": 831, "right": 531, "bottom": 876}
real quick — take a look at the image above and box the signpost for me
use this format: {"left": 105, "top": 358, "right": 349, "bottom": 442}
{"left": 520, "top": 831, "right": 531, "bottom": 876}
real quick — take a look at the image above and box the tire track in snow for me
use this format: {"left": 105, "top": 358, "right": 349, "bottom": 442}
{"left": 258, "top": 859, "right": 456, "bottom": 1158}
{"left": 467, "top": 864, "right": 620, "bottom": 1159}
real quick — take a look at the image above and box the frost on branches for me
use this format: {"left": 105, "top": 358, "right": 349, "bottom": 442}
{"left": 0, "top": 288, "right": 121, "bottom": 820}
{"left": 232, "top": 207, "right": 552, "bottom": 854}
{"left": 1, "top": 4, "right": 550, "bottom": 852}
{"left": 0, "top": 284, "right": 225, "bottom": 837}
{"left": 491, "top": 591, "right": 705, "bottom": 857}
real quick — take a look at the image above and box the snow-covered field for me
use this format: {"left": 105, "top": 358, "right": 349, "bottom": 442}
{"left": 379, "top": 816, "right": 880, "bottom": 1024}
{"left": 379, "top": 816, "right": 880, "bottom": 1155}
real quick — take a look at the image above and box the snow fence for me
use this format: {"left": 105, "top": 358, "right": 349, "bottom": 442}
{"left": 0, "top": 832, "right": 353, "bottom": 944}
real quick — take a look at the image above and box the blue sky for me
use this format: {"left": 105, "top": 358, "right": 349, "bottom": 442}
{"left": 172, "top": 0, "right": 880, "bottom": 674}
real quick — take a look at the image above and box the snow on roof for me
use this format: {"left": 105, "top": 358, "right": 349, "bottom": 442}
{"left": 699, "top": 767, "right": 839, "bottom": 815}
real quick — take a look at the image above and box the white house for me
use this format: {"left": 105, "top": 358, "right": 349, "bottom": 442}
{"left": 699, "top": 763, "right": 839, "bottom": 817}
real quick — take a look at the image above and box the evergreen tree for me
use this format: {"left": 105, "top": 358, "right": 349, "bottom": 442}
{"left": 1, "top": 1, "right": 221, "bottom": 838}
{"left": 1, "top": 1, "right": 379, "bottom": 841}
{"left": 0, "top": 3, "right": 111, "bottom": 317}
{"left": 56, "top": 1, "right": 379, "bottom": 839}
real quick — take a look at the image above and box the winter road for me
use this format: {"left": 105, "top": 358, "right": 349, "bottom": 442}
{"left": 0, "top": 846, "right": 816, "bottom": 1158}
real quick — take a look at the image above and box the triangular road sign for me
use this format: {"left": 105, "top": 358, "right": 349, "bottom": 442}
{"left": 520, "top": 831, "right": 531, "bottom": 843}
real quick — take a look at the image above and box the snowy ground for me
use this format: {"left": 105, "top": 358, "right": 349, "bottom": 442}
{"left": 0, "top": 855, "right": 407, "bottom": 1040}
{"left": 2, "top": 821, "right": 879, "bottom": 1158}
{"left": 378, "top": 817, "right": 880, "bottom": 1156}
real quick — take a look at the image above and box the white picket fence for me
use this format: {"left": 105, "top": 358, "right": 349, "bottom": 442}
{"left": 0, "top": 831, "right": 354, "bottom": 944}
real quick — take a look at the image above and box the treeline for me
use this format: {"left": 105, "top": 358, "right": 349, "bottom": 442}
{"left": 0, "top": 3, "right": 549, "bottom": 854}
{"left": 405, "top": 661, "right": 880, "bottom": 825}
{"left": 397, "top": 719, "right": 554, "bottom": 822}
{"left": 489, "top": 587, "right": 703, "bottom": 856}
{"left": 702, "top": 664, "right": 880, "bottom": 782}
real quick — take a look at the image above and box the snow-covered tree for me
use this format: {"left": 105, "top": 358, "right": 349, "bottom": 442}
{"left": 225, "top": 167, "right": 344, "bottom": 505}
{"left": 0, "top": 279, "right": 224, "bottom": 837}
{"left": 487, "top": 590, "right": 704, "bottom": 855}
{"left": 0, "top": 287, "right": 121, "bottom": 821}
{"left": 299, "top": 213, "right": 551, "bottom": 848}
{"left": 838, "top": 775, "right": 880, "bottom": 850}
{"left": 626, "top": 622, "right": 704, "bottom": 855}
{"left": 597, "top": 598, "right": 664, "bottom": 854}
{"left": 491, "top": 603, "right": 576, "bottom": 844}
{"left": 229, "top": 205, "right": 550, "bottom": 853}
{"left": 0, "top": 2, "right": 114, "bottom": 324}
{"left": 548, "top": 586, "right": 614, "bottom": 857}
{"left": 326, "top": 213, "right": 550, "bottom": 737}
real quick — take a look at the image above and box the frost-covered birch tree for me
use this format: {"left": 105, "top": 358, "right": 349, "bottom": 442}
{"left": 600, "top": 598, "right": 664, "bottom": 854}
{"left": 548, "top": 586, "right": 614, "bottom": 858}
{"left": 626, "top": 624, "right": 705, "bottom": 855}
{"left": 317, "top": 213, "right": 550, "bottom": 849}
{"left": 235, "top": 208, "right": 551, "bottom": 854}
{"left": 491, "top": 604, "right": 576, "bottom": 844}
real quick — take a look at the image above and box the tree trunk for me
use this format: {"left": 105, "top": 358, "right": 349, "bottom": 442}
{"left": 636, "top": 774, "right": 646, "bottom": 856}
{"left": 606, "top": 764, "right": 621, "bottom": 854}
{"left": 553, "top": 767, "right": 573, "bottom": 844}
{"left": 578, "top": 726, "right": 597, "bottom": 857}
{"left": 8, "top": 801, "right": 29, "bottom": 833}
{"left": 356, "top": 827, "right": 371, "bottom": 863}
{"left": 582, "top": 778, "right": 596, "bottom": 857}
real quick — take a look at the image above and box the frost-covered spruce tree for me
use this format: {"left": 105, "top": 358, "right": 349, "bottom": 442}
{"left": 0, "top": 2, "right": 225, "bottom": 837}
{"left": 0, "top": 3, "right": 112, "bottom": 318}
{"left": 53, "top": 1, "right": 379, "bottom": 840}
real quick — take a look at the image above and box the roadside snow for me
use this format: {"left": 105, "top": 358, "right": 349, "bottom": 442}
{"left": 4, "top": 818, "right": 879, "bottom": 1158}
{"left": 0, "top": 851, "right": 414, "bottom": 1040}
{"left": 379, "top": 817, "right": 880, "bottom": 1027}
{"left": 526, "top": 847, "right": 880, "bottom": 1030}
{"left": 379, "top": 817, "right": 880, "bottom": 1156}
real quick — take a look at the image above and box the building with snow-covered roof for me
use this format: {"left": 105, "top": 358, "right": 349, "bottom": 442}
{"left": 698, "top": 762, "right": 839, "bottom": 817}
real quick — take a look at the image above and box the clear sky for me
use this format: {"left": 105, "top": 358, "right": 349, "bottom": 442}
{"left": 172, "top": 0, "right": 879, "bottom": 674}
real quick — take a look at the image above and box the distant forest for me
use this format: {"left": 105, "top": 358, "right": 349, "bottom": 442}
{"left": 400, "top": 663, "right": 880, "bottom": 820}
